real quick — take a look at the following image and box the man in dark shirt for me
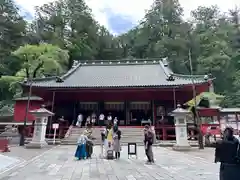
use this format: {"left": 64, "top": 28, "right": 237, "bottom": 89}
{"left": 215, "top": 127, "right": 240, "bottom": 180}
{"left": 144, "top": 125, "right": 154, "bottom": 164}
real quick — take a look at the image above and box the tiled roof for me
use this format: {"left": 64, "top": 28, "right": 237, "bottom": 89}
{"left": 14, "top": 96, "right": 43, "bottom": 101}
{"left": 22, "top": 60, "right": 208, "bottom": 88}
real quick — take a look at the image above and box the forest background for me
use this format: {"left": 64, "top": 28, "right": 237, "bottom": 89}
{"left": 1, "top": 0, "right": 240, "bottom": 110}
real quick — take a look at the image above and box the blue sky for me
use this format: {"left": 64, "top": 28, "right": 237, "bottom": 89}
{"left": 15, "top": 0, "right": 240, "bottom": 34}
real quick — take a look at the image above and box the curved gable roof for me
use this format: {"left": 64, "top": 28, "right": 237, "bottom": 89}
{"left": 22, "top": 59, "right": 208, "bottom": 89}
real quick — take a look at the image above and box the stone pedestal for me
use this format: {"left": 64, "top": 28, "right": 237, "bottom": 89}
{"left": 25, "top": 106, "right": 54, "bottom": 149}
{"left": 171, "top": 104, "right": 191, "bottom": 151}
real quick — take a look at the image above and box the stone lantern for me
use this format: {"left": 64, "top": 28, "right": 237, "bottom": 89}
{"left": 171, "top": 104, "right": 191, "bottom": 151}
{"left": 25, "top": 105, "right": 54, "bottom": 149}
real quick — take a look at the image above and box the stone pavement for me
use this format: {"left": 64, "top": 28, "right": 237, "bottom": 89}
{"left": 0, "top": 145, "right": 219, "bottom": 180}
{"left": 0, "top": 154, "right": 21, "bottom": 174}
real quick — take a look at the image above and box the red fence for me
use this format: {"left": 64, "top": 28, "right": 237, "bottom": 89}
{"left": 155, "top": 125, "right": 176, "bottom": 140}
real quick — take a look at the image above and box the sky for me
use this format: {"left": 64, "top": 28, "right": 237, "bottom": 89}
{"left": 15, "top": 0, "right": 240, "bottom": 34}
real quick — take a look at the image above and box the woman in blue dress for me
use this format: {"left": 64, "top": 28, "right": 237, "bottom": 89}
{"left": 75, "top": 134, "right": 87, "bottom": 160}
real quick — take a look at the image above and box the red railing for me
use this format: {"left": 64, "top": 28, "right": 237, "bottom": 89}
{"left": 155, "top": 125, "right": 176, "bottom": 140}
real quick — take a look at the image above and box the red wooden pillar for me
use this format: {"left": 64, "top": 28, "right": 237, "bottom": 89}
{"left": 162, "top": 127, "right": 167, "bottom": 140}
{"left": 153, "top": 101, "right": 156, "bottom": 126}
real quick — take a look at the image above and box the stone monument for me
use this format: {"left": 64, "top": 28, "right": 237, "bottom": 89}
{"left": 171, "top": 104, "right": 191, "bottom": 151}
{"left": 25, "top": 105, "right": 54, "bottom": 149}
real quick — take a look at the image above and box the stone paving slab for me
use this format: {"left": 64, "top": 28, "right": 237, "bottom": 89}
{"left": 0, "top": 154, "right": 21, "bottom": 174}
{"left": 0, "top": 145, "right": 219, "bottom": 180}
{"left": 3, "top": 145, "right": 53, "bottom": 161}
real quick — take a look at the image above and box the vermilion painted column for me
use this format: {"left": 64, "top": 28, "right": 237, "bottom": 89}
{"left": 154, "top": 102, "right": 157, "bottom": 127}
{"left": 162, "top": 127, "right": 167, "bottom": 140}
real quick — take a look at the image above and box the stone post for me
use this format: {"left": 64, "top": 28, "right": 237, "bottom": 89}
{"left": 171, "top": 104, "right": 191, "bottom": 151}
{"left": 25, "top": 105, "right": 54, "bottom": 149}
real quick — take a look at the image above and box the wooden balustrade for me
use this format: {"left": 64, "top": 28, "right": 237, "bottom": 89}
{"left": 155, "top": 125, "right": 176, "bottom": 140}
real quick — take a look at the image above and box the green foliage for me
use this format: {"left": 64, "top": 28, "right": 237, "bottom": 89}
{"left": 13, "top": 44, "right": 69, "bottom": 78}
{"left": 1, "top": 0, "right": 240, "bottom": 107}
{"left": 0, "top": 76, "right": 23, "bottom": 101}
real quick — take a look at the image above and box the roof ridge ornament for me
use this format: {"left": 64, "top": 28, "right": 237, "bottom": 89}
{"left": 204, "top": 74, "right": 209, "bottom": 81}
{"left": 166, "top": 74, "right": 175, "bottom": 81}
{"left": 162, "top": 57, "right": 168, "bottom": 66}
{"left": 56, "top": 76, "right": 64, "bottom": 83}
{"left": 72, "top": 60, "right": 79, "bottom": 68}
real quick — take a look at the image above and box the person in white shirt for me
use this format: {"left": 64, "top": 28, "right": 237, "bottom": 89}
{"left": 114, "top": 117, "right": 118, "bottom": 126}
{"left": 99, "top": 113, "right": 105, "bottom": 127}
{"left": 76, "top": 113, "right": 83, "bottom": 127}
{"left": 91, "top": 112, "right": 96, "bottom": 126}
{"left": 107, "top": 113, "right": 112, "bottom": 125}
{"left": 85, "top": 116, "right": 91, "bottom": 127}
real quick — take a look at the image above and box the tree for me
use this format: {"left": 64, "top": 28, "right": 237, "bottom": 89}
{"left": 12, "top": 44, "right": 69, "bottom": 78}
{"left": 0, "top": 0, "right": 26, "bottom": 75}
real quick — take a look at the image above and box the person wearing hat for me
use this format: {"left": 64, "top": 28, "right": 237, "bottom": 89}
{"left": 215, "top": 127, "right": 240, "bottom": 180}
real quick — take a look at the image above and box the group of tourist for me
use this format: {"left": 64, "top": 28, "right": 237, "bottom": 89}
{"left": 74, "top": 124, "right": 94, "bottom": 160}
{"left": 102, "top": 122, "right": 122, "bottom": 159}
{"left": 74, "top": 122, "right": 155, "bottom": 164}
{"left": 76, "top": 112, "right": 118, "bottom": 127}
{"left": 74, "top": 121, "right": 121, "bottom": 160}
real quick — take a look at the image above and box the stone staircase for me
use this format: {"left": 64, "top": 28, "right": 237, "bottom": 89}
{"left": 61, "top": 127, "right": 145, "bottom": 145}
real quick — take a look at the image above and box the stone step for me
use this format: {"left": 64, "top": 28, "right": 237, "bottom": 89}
{"left": 70, "top": 128, "right": 143, "bottom": 132}
{"left": 61, "top": 140, "right": 144, "bottom": 145}
{"left": 68, "top": 134, "right": 143, "bottom": 137}
{"left": 64, "top": 127, "right": 145, "bottom": 146}
{"left": 70, "top": 131, "right": 143, "bottom": 134}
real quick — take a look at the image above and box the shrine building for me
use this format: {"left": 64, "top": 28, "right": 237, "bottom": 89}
{"left": 14, "top": 59, "right": 212, "bottom": 128}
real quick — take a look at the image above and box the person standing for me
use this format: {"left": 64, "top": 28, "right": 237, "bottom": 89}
{"left": 74, "top": 134, "right": 87, "bottom": 160}
{"left": 85, "top": 116, "right": 91, "bottom": 127}
{"left": 113, "top": 117, "right": 118, "bottom": 132}
{"left": 144, "top": 125, "right": 154, "bottom": 164}
{"left": 76, "top": 113, "right": 83, "bottom": 127}
{"left": 113, "top": 126, "right": 121, "bottom": 159}
{"left": 215, "top": 127, "right": 240, "bottom": 180}
{"left": 91, "top": 112, "right": 96, "bottom": 126}
{"left": 84, "top": 124, "right": 94, "bottom": 159}
{"left": 107, "top": 113, "right": 112, "bottom": 125}
{"left": 104, "top": 123, "right": 114, "bottom": 159}
{"left": 99, "top": 113, "right": 105, "bottom": 127}
{"left": 113, "top": 117, "right": 118, "bottom": 125}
